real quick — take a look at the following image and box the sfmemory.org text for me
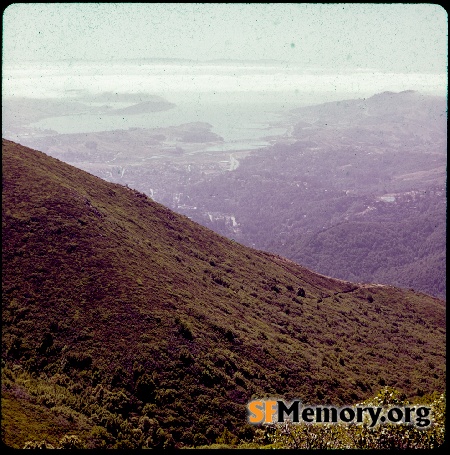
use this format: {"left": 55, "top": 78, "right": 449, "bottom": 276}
{"left": 247, "top": 400, "right": 431, "bottom": 428}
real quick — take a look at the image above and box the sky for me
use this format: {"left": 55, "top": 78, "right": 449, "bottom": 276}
{"left": 2, "top": 3, "right": 448, "bottom": 73}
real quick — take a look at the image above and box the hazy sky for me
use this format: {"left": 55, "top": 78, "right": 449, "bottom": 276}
{"left": 3, "top": 3, "right": 448, "bottom": 73}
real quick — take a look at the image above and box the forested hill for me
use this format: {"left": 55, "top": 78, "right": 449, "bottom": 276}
{"left": 2, "top": 139, "right": 445, "bottom": 448}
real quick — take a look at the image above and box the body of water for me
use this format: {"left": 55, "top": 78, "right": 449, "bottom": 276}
{"left": 29, "top": 99, "right": 291, "bottom": 143}
{"left": 4, "top": 60, "right": 447, "bottom": 145}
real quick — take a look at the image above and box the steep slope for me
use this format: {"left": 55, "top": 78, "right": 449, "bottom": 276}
{"left": 2, "top": 139, "right": 446, "bottom": 448}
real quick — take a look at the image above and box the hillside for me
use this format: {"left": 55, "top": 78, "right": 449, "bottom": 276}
{"left": 2, "top": 139, "right": 446, "bottom": 448}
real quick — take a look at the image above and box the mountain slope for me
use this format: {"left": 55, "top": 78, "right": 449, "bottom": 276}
{"left": 2, "top": 139, "right": 446, "bottom": 448}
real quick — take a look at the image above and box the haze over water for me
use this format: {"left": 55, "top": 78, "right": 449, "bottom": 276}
{"left": 3, "top": 59, "right": 446, "bottom": 142}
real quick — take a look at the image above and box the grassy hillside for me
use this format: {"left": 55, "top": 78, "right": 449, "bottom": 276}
{"left": 2, "top": 139, "right": 445, "bottom": 448}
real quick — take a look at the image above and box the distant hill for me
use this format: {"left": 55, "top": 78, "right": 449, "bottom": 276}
{"left": 2, "top": 139, "right": 445, "bottom": 448}
{"left": 290, "top": 90, "right": 447, "bottom": 140}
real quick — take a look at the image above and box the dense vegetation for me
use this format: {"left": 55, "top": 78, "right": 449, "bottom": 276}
{"left": 2, "top": 139, "right": 445, "bottom": 448}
